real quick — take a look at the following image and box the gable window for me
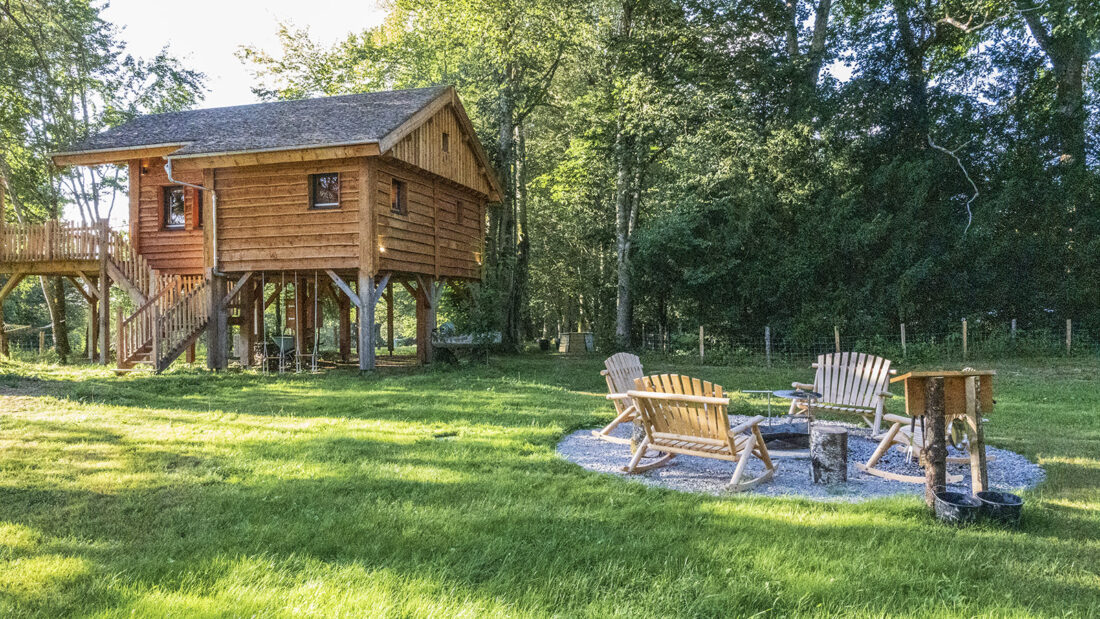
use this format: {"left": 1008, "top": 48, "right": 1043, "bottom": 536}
{"left": 162, "top": 186, "right": 186, "bottom": 230}
{"left": 310, "top": 173, "right": 340, "bottom": 209}
{"left": 442, "top": 132, "right": 450, "bottom": 153}
{"left": 391, "top": 178, "right": 407, "bottom": 215}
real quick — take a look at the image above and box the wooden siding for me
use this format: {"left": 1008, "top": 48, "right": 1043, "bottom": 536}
{"left": 214, "top": 159, "right": 360, "bottom": 272}
{"left": 135, "top": 158, "right": 204, "bottom": 275}
{"left": 375, "top": 159, "right": 483, "bottom": 280}
{"left": 388, "top": 104, "right": 493, "bottom": 198}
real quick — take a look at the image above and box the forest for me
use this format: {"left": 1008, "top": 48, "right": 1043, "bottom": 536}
{"left": 2, "top": 0, "right": 1098, "bottom": 358}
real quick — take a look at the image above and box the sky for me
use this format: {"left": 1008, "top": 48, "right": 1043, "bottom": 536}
{"left": 102, "top": 0, "right": 389, "bottom": 109}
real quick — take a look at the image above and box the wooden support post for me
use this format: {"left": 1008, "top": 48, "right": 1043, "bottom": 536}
{"left": 1010, "top": 318, "right": 1016, "bottom": 340}
{"left": 38, "top": 330, "right": 45, "bottom": 356}
{"left": 765, "top": 326, "right": 772, "bottom": 367}
{"left": 237, "top": 279, "right": 254, "bottom": 367}
{"left": 98, "top": 222, "right": 110, "bottom": 365}
{"left": 922, "top": 377, "right": 947, "bottom": 509}
{"left": 1066, "top": 319, "right": 1072, "bottom": 355}
{"left": 834, "top": 325, "right": 841, "bottom": 353}
{"left": 356, "top": 272, "right": 390, "bottom": 371}
{"left": 965, "top": 376, "right": 988, "bottom": 492}
{"left": 89, "top": 295, "right": 98, "bottom": 361}
{"left": 413, "top": 277, "right": 443, "bottom": 365}
{"left": 338, "top": 291, "right": 351, "bottom": 362}
{"left": 699, "top": 325, "right": 704, "bottom": 361}
{"left": 900, "top": 322, "right": 907, "bottom": 358}
{"left": 207, "top": 272, "right": 228, "bottom": 370}
{"left": 961, "top": 318, "right": 968, "bottom": 360}
{"left": 0, "top": 313, "right": 6, "bottom": 359}
{"left": 187, "top": 343, "right": 196, "bottom": 365}
{"left": 386, "top": 282, "right": 395, "bottom": 356}
{"left": 116, "top": 306, "right": 123, "bottom": 367}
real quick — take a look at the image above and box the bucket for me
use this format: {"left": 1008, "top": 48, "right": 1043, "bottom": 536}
{"left": 976, "top": 491, "right": 1023, "bottom": 527}
{"left": 933, "top": 490, "right": 982, "bottom": 525}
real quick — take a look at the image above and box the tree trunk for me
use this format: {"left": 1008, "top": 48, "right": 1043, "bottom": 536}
{"left": 40, "top": 276, "right": 69, "bottom": 362}
{"left": 495, "top": 68, "right": 520, "bottom": 352}
{"left": 613, "top": 125, "right": 636, "bottom": 350}
{"left": 894, "top": 0, "right": 929, "bottom": 142}
{"left": 514, "top": 123, "right": 531, "bottom": 341}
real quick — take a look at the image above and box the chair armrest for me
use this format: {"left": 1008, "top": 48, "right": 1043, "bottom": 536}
{"left": 729, "top": 415, "right": 766, "bottom": 436}
{"left": 877, "top": 391, "right": 894, "bottom": 398}
{"left": 882, "top": 413, "right": 910, "bottom": 425}
{"left": 792, "top": 382, "right": 815, "bottom": 391}
{"left": 600, "top": 370, "right": 609, "bottom": 376}
{"left": 605, "top": 392, "right": 631, "bottom": 401}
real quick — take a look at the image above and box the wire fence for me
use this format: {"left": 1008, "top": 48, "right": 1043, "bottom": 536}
{"left": 638, "top": 320, "right": 1097, "bottom": 366}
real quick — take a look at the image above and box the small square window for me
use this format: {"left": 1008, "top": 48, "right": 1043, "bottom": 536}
{"left": 442, "top": 132, "right": 450, "bottom": 153}
{"left": 163, "top": 186, "right": 185, "bottom": 230}
{"left": 391, "top": 178, "right": 407, "bottom": 215}
{"left": 310, "top": 173, "right": 340, "bottom": 209}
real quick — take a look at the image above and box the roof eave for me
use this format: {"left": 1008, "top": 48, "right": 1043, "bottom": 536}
{"left": 51, "top": 143, "right": 189, "bottom": 167}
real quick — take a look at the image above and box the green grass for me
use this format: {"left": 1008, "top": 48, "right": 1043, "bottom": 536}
{"left": 0, "top": 355, "right": 1097, "bottom": 617}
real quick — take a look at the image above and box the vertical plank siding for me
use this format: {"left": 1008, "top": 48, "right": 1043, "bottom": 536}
{"left": 389, "top": 105, "right": 493, "bottom": 198}
{"left": 214, "top": 158, "right": 360, "bottom": 273}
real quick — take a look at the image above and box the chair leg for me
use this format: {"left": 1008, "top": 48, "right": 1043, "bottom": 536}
{"left": 624, "top": 436, "right": 650, "bottom": 472}
{"left": 729, "top": 434, "right": 757, "bottom": 487}
{"left": 872, "top": 398, "right": 885, "bottom": 436}
{"left": 591, "top": 405, "right": 636, "bottom": 441}
{"left": 863, "top": 421, "right": 902, "bottom": 470}
{"left": 751, "top": 425, "right": 775, "bottom": 471}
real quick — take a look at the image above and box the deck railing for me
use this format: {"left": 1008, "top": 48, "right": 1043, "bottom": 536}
{"left": 0, "top": 220, "right": 106, "bottom": 262}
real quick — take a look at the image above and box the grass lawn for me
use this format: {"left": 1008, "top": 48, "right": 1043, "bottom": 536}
{"left": 0, "top": 355, "right": 1097, "bottom": 617}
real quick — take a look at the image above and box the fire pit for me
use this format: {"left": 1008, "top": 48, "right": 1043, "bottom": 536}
{"left": 758, "top": 420, "right": 810, "bottom": 454}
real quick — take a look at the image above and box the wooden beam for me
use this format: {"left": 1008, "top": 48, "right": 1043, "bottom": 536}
{"left": 52, "top": 145, "right": 184, "bottom": 167}
{"left": 128, "top": 160, "right": 141, "bottom": 253}
{"left": 105, "top": 260, "right": 147, "bottom": 306}
{"left": 219, "top": 272, "right": 253, "bottom": 309}
{"left": 203, "top": 168, "right": 215, "bottom": 269}
{"left": 359, "top": 156, "right": 378, "bottom": 277}
{"left": 66, "top": 277, "right": 94, "bottom": 303}
{"left": 326, "top": 270, "right": 362, "bottom": 309}
{"left": 73, "top": 270, "right": 100, "bottom": 299}
{"left": 171, "top": 144, "right": 381, "bottom": 172}
{"left": 207, "top": 271, "right": 228, "bottom": 370}
{"left": 0, "top": 271, "right": 26, "bottom": 303}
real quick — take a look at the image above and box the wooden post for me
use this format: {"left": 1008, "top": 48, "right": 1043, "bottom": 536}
{"left": 810, "top": 426, "right": 848, "bottom": 484}
{"left": 89, "top": 295, "right": 98, "bottom": 361}
{"left": 98, "top": 221, "right": 110, "bottom": 365}
{"left": 961, "top": 318, "right": 968, "bottom": 360}
{"left": 965, "top": 376, "right": 988, "bottom": 492}
{"left": 900, "top": 322, "right": 907, "bottom": 358}
{"left": 187, "top": 343, "right": 196, "bottom": 365}
{"left": 0, "top": 313, "right": 6, "bottom": 358}
{"left": 38, "top": 330, "right": 45, "bottom": 355}
{"left": 765, "top": 326, "right": 772, "bottom": 367}
{"left": 922, "top": 377, "right": 947, "bottom": 509}
{"left": 338, "top": 291, "right": 351, "bottom": 362}
{"left": 1010, "top": 318, "right": 1016, "bottom": 340}
{"left": 414, "top": 278, "right": 442, "bottom": 365}
{"left": 386, "top": 282, "right": 395, "bottom": 356}
{"left": 237, "top": 279, "right": 254, "bottom": 367}
{"left": 834, "top": 325, "right": 841, "bottom": 353}
{"left": 1066, "top": 319, "right": 1072, "bottom": 355}
{"left": 116, "top": 306, "right": 123, "bottom": 367}
{"left": 207, "top": 272, "right": 228, "bottom": 370}
{"left": 357, "top": 271, "right": 387, "bottom": 371}
{"left": 699, "top": 325, "right": 704, "bottom": 361}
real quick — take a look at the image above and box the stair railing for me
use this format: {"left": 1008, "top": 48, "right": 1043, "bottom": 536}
{"left": 152, "top": 280, "right": 211, "bottom": 371}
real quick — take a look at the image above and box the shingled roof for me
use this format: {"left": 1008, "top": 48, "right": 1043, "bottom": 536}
{"left": 55, "top": 86, "right": 450, "bottom": 159}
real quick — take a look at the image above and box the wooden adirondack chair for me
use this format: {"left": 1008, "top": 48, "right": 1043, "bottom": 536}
{"left": 789, "top": 353, "right": 897, "bottom": 436}
{"left": 592, "top": 352, "right": 645, "bottom": 443}
{"left": 626, "top": 374, "right": 776, "bottom": 492}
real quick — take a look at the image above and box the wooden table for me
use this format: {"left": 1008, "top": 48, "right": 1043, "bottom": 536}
{"left": 890, "top": 370, "right": 995, "bottom": 507}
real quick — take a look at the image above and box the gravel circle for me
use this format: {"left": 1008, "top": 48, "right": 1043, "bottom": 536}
{"left": 558, "top": 417, "right": 1044, "bottom": 502}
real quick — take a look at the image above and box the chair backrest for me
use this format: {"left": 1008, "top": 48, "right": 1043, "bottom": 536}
{"left": 603, "top": 352, "right": 644, "bottom": 396}
{"left": 813, "top": 352, "right": 893, "bottom": 408}
{"left": 632, "top": 374, "right": 729, "bottom": 443}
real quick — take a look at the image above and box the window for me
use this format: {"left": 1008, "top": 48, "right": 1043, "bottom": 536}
{"left": 310, "top": 173, "right": 340, "bottom": 209}
{"left": 194, "top": 189, "right": 204, "bottom": 228}
{"left": 391, "top": 178, "right": 407, "bottom": 215}
{"left": 162, "top": 186, "right": 185, "bottom": 229}
{"left": 442, "top": 132, "right": 450, "bottom": 153}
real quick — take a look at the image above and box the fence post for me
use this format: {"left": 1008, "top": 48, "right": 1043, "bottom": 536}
{"left": 1010, "top": 318, "right": 1016, "bottom": 341}
{"left": 1066, "top": 319, "right": 1072, "bottom": 355}
{"left": 38, "top": 330, "right": 45, "bottom": 355}
{"left": 765, "top": 326, "right": 772, "bottom": 367}
{"left": 900, "top": 322, "right": 907, "bottom": 357}
{"left": 699, "top": 325, "right": 704, "bottom": 362}
{"left": 962, "top": 318, "right": 968, "bottom": 360}
{"left": 834, "top": 325, "right": 841, "bottom": 353}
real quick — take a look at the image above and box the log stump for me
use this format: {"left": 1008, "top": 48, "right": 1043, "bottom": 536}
{"left": 810, "top": 425, "right": 848, "bottom": 484}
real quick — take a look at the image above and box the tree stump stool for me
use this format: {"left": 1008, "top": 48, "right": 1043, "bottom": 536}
{"left": 810, "top": 425, "right": 848, "bottom": 484}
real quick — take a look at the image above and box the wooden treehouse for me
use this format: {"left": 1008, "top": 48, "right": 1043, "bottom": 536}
{"left": 0, "top": 86, "right": 500, "bottom": 372}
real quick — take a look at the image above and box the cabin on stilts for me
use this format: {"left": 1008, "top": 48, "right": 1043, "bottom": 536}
{"left": 0, "top": 86, "right": 500, "bottom": 372}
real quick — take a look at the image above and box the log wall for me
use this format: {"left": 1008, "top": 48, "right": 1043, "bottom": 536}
{"left": 214, "top": 158, "right": 361, "bottom": 272}
{"left": 135, "top": 158, "right": 205, "bottom": 275}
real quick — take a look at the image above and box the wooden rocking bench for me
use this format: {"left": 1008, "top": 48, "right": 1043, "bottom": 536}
{"left": 626, "top": 374, "right": 776, "bottom": 492}
{"left": 789, "top": 352, "right": 897, "bottom": 435}
{"left": 592, "top": 352, "right": 645, "bottom": 444}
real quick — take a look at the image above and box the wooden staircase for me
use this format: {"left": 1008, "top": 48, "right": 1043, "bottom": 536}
{"left": 118, "top": 276, "right": 210, "bottom": 372}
